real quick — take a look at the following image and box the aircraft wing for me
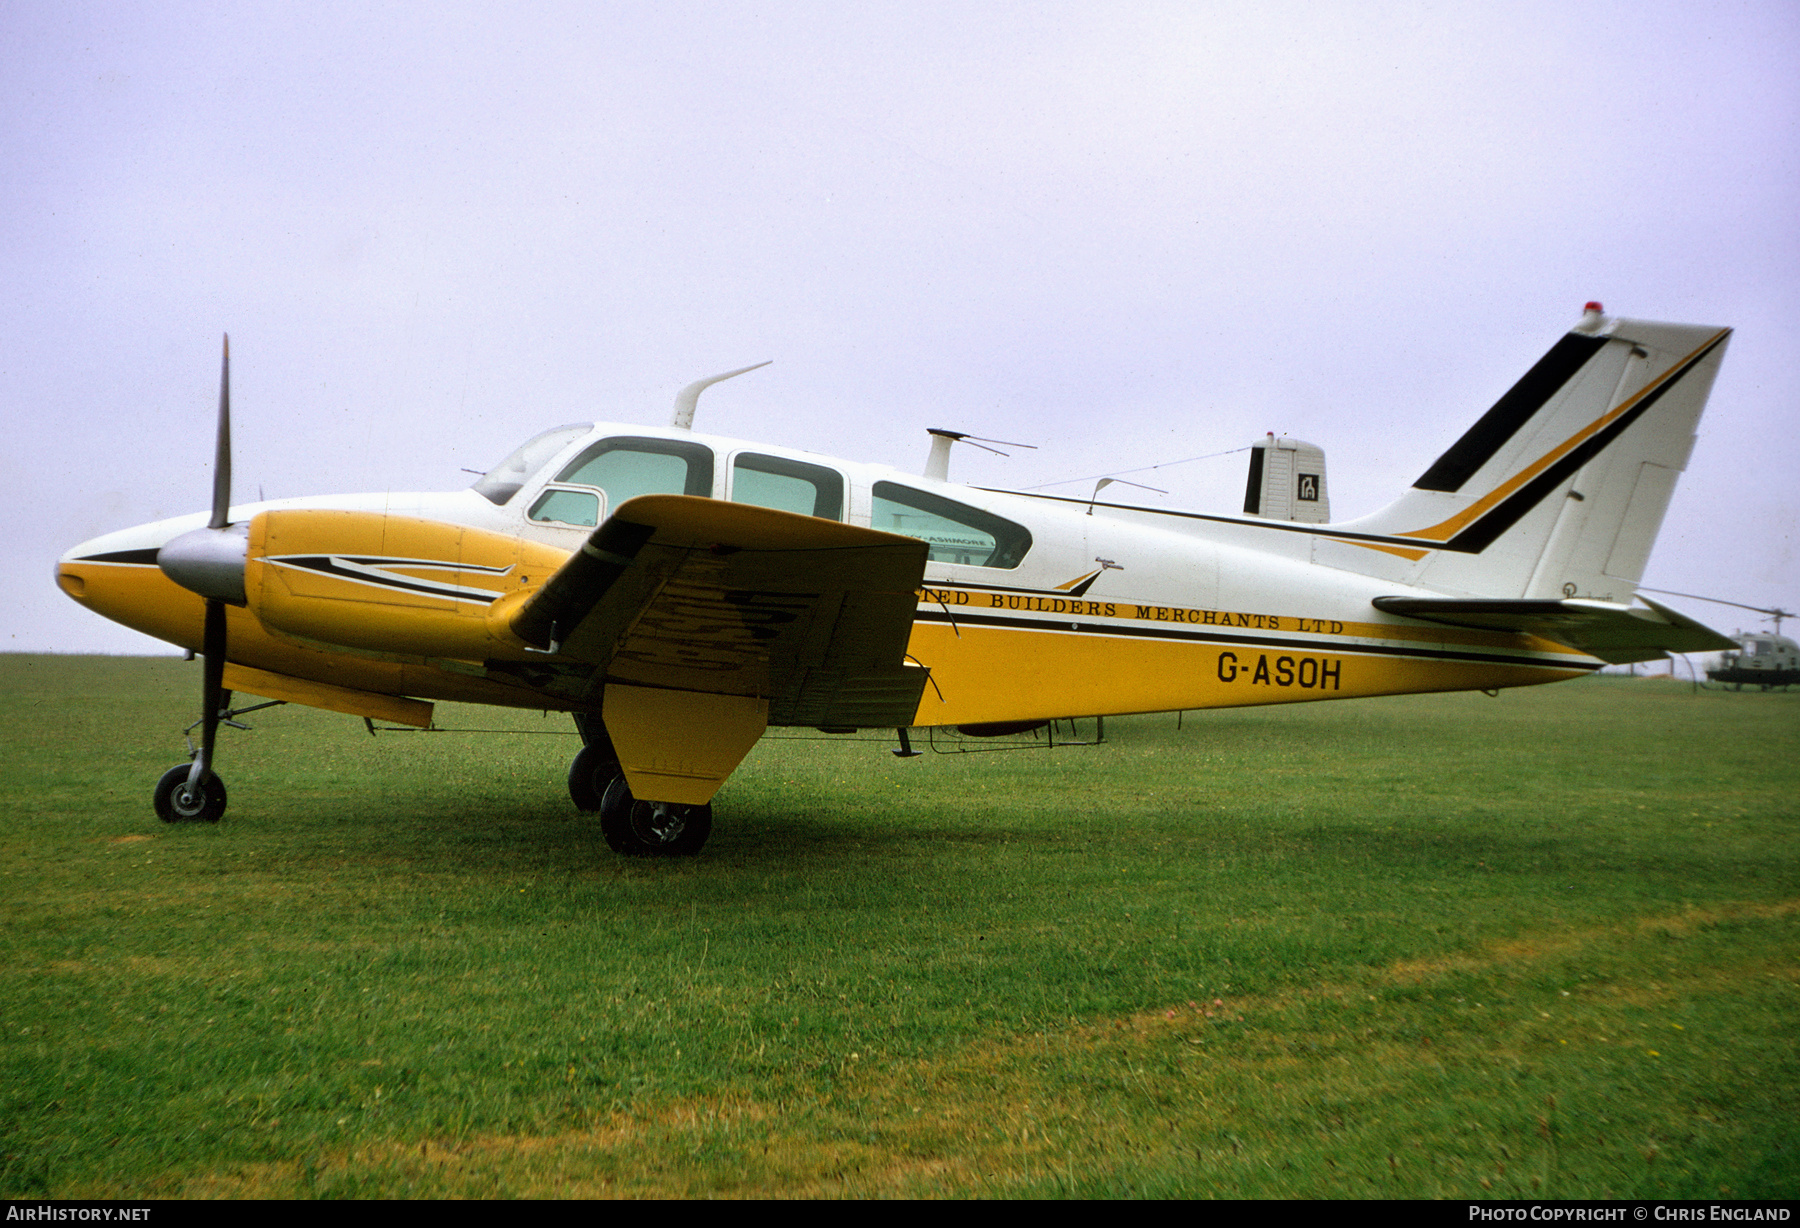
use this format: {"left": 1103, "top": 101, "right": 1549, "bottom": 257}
{"left": 503, "top": 495, "right": 931, "bottom": 728}
{"left": 1371, "top": 594, "right": 1735, "bottom": 664}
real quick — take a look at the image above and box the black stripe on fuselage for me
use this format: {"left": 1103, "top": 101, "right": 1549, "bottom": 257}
{"left": 912, "top": 608, "right": 1598, "bottom": 671}
{"left": 1414, "top": 333, "right": 1609, "bottom": 492}
{"left": 264, "top": 555, "right": 506, "bottom": 604}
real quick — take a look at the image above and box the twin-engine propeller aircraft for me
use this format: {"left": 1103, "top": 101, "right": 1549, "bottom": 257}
{"left": 58, "top": 305, "right": 1736, "bottom": 855}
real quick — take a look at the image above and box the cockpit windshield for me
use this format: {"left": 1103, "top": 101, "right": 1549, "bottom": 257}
{"left": 470, "top": 424, "right": 592, "bottom": 505}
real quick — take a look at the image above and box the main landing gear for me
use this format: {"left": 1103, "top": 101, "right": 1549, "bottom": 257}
{"left": 568, "top": 716, "right": 712, "bottom": 857}
{"left": 599, "top": 777, "right": 712, "bottom": 857}
{"left": 567, "top": 743, "right": 619, "bottom": 813}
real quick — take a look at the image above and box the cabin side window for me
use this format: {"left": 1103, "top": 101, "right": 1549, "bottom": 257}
{"left": 870, "top": 481, "right": 1032, "bottom": 568}
{"left": 562, "top": 437, "right": 712, "bottom": 494}
{"left": 526, "top": 487, "right": 602, "bottom": 528}
{"left": 730, "top": 453, "right": 844, "bottom": 520}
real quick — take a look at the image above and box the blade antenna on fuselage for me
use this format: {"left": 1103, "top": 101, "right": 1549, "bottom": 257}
{"left": 670, "top": 361, "right": 772, "bottom": 430}
{"left": 1086, "top": 476, "right": 1166, "bottom": 515}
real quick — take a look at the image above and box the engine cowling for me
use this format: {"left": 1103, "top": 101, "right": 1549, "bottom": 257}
{"left": 243, "top": 509, "right": 571, "bottom": 661}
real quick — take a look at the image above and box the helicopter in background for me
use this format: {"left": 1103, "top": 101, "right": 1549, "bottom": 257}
{"left": 1642, "top": 588, "right": 1798, "bottom": 690}
{"left": 1707, "top": 630, "right": 1800, "bottom": 690}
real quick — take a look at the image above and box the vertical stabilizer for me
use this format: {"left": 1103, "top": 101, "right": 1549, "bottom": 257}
{"left": 1322, "top": 307, "right": 1730, "bottom": 601}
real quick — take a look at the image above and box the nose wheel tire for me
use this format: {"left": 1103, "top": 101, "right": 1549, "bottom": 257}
{"left": 153, "top": 764, "right": 227, "bottom": 823}
{"left": 598, "top": 776, "right": 712, "bottom": 857}
{"left": 567, "top": 744, "right": 621, "bottom": 812}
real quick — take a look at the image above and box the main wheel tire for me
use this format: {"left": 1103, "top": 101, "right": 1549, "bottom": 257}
{"left": 153, "top": 764, "right": 227, "bottom": 823}
{"left": 598, "top": 776, "right": 712, "bottom": 857}
{"left": 568, "top": 744, "right": 621, "bottom": 812}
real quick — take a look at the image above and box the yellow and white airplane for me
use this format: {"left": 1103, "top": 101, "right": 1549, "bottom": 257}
{"left": 57, "top": 304, "right": 1736, "bottom": 855}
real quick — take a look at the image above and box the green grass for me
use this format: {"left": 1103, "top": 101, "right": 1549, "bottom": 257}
{"left": 2, "top": 654, "right": 1796, "bottom": 1197}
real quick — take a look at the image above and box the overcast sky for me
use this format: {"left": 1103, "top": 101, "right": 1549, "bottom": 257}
{"left": 5, "top": 1, "right": 1796, "bottom": 654}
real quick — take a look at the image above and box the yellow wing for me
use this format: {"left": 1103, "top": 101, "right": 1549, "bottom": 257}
{"left": 499, "top": 495, "right": 928, "bottom": 802}
{"left": 501, "top": 494, "right": 931, "bottom": 727}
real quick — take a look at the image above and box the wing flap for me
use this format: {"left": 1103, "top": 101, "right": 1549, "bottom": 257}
{"left": 1372, "top": 594, "right": 1735, "bottom": 664}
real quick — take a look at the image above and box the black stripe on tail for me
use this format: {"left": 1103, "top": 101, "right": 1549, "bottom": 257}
{"left": 1414, "top": 333, "right": 1608, "bottom": 492}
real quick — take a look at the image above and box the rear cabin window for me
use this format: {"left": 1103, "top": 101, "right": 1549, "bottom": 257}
{"left": 730, "top": 453, "right": 844, "bottom": 520}
{"left": 870, "top": 481, "right": 1032, "bottom": 568}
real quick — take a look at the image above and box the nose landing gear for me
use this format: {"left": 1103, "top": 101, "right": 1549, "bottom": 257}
{"left": 152, "top": 764, "right": 227, "bottom": 823}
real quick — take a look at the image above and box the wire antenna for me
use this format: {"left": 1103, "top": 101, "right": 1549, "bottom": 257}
{"left": 1024, "top": 445, "right": 1251, "bottom": 492}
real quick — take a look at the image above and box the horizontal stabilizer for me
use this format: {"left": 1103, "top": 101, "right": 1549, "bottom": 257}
{"left": 1371, "top": 594, "right": 1734, "bottom": 664}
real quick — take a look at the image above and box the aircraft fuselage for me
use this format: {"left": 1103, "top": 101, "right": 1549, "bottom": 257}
{"left": 58, "top": 421, "right": 1593, "bottom": 727}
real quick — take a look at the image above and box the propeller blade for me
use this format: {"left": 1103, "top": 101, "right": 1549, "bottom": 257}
{"left": 210, "top": 334, "right": 231, "bottom": 530}
{"left": 160, "top": 335, "right": 248, "bottom": 602}
{"left": 186, "top": 335, "right": 234, "bottom": 798}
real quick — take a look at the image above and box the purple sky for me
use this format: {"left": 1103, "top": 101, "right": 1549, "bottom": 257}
{"left": 6, "top": 2, "right": 1797, "bottom": 653}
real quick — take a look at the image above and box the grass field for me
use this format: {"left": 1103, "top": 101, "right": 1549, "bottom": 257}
{"left": 2, "top": 654, "right": 1795, "bottom": 1198}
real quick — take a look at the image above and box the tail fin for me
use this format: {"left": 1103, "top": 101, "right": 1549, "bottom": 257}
{"left": 1324, "top": 307, "right": 1731, "bottom": 601}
